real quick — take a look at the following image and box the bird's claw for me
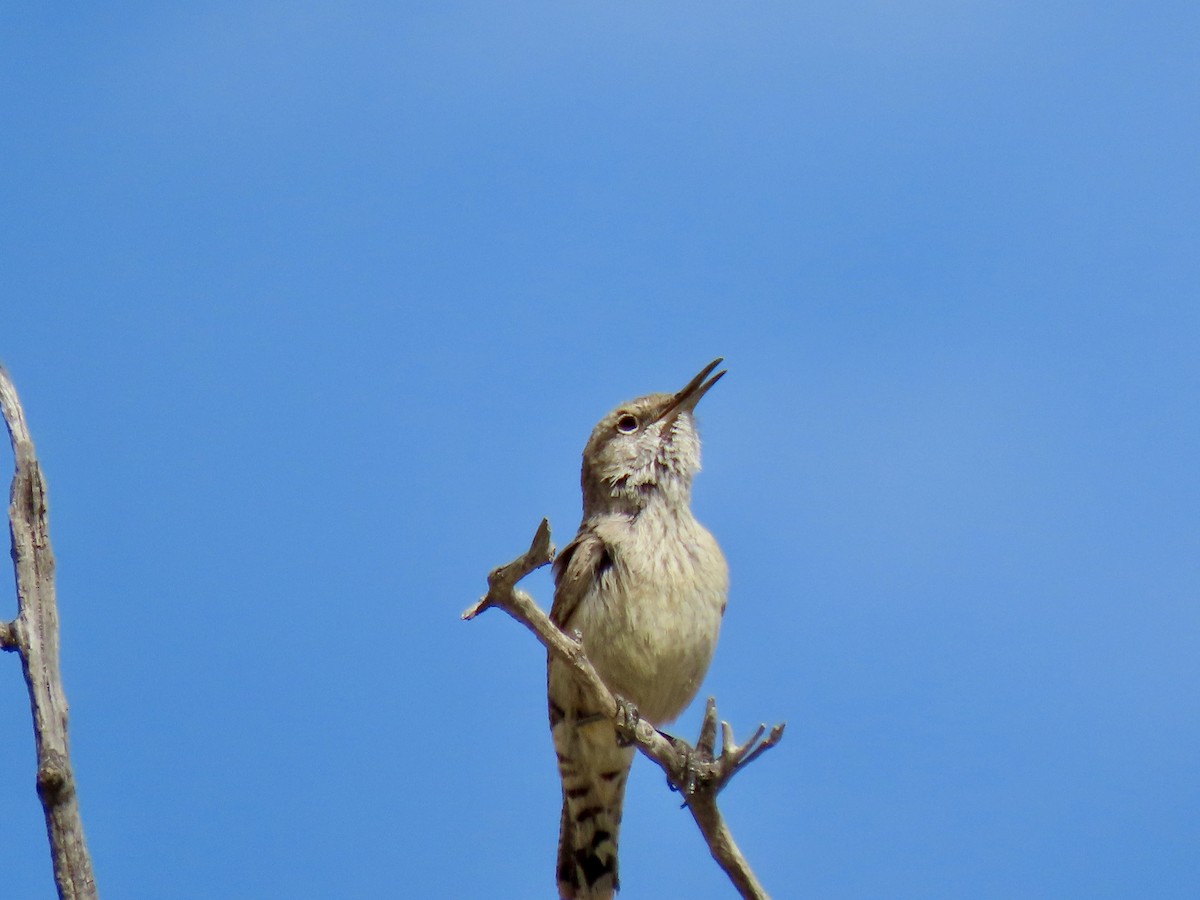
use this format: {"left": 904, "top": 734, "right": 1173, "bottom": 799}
{"left": 614, "top": 697, "right": 641, "bottom": 746}
{"left": 660, "top": 733, "right": 705, "bottom": 797}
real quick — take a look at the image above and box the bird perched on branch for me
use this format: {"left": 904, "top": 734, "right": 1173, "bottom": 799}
{"left": 548, "top": 358, "right": 729, "bottom": 899}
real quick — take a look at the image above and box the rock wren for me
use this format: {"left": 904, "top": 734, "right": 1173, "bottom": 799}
{"left": 548, "top": 358, "right": 729, "bottom": 899}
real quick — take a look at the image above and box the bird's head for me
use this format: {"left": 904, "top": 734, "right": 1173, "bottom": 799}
{"left": 580, "top": 358, "right": 725, "bottom": 516}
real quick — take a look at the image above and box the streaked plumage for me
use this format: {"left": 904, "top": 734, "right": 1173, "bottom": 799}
{"left": 548, "top": 360, "right": 728, "bottom": 899}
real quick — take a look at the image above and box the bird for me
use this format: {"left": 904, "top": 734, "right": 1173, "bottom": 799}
{"left": 548, "top": 358, "right": 729, "bottom": 899}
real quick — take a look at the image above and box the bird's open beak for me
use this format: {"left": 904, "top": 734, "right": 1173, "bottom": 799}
{"left": 657, "top": 358, "right": 726, "bottom": 425}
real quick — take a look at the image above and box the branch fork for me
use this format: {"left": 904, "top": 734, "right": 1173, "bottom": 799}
{"left": 463, "top": 519, "right": 784, "bottom": 900}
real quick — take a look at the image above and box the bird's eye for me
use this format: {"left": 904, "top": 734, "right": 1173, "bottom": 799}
{"left": 615, "top": 414, "right": 638, "bottom": 434}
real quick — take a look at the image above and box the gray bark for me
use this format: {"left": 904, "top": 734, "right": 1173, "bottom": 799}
{"left": 464, "top": 519, "right": 784, "bottom": 899}
{"left": 1, "top": 365, "right": 98, "bottom": 900}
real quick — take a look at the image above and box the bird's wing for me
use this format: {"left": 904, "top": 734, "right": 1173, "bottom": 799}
{"left": 550, "top": 526, "right": 612, "bottom": 631}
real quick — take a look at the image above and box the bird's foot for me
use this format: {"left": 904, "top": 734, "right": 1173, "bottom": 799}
{"left": 658, "top": 732, "right": 703, "bottom": 796}
{"left": 613, "top": 697, "right": 641, "bottom": 746}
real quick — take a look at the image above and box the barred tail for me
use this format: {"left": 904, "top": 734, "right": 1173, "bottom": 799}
{"left": 550, "top": 660, "right": 635, "bottom": 899}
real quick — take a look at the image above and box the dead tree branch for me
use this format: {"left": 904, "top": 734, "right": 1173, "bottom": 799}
{"left": 463, "top": 519, "right": 784, "bottom": 899}
{"left": 1, "top": 365, "right": 98, "bottom": 900}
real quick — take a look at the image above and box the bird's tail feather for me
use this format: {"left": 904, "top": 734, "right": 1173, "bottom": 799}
{"left": 550, "top": 660, "right": 635, "bottom": 899}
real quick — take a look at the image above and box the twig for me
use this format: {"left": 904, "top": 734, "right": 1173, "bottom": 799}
{"left": 1, "top": 365, "right": 98, "bottom": 900}
{"left": 463, "top": 519, "right": 784, "bottom": 899}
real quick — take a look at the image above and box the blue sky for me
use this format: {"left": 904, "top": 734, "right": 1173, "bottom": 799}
{"left": 2, "top": 3, "right": 1197, "bottom": 897}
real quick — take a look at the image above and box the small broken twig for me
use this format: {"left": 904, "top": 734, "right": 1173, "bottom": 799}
{"left": 463, "top": 519, "right": 784, "bottom": 899}
{"left": 1, "top": 365, "right": 98, "bottom": 900}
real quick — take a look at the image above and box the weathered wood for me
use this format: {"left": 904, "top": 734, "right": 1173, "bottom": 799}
{"left": 464, "top": 519, "right": 784, "bottom": 899}
{"left": 1, "top": 366, "right": 98, "bottom": 900}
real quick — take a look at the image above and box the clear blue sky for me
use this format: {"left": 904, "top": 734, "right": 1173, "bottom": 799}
{"left": 3, "top": 3, "right": 1197, "bottom": 897}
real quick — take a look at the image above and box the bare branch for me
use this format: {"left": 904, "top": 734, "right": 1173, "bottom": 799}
{"left": 465, "top": 520, "right": 784, "bottom": 899}
{"left": 1, "top": 365, "right": 98, "bottom": 900}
